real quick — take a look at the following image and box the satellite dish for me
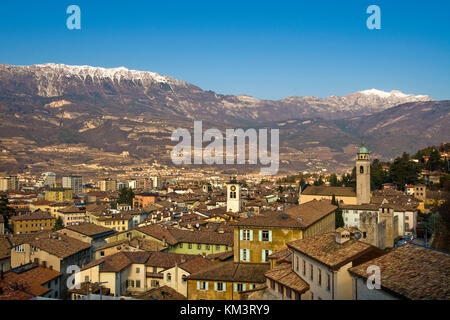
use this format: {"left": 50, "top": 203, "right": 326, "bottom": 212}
{"left": 354, "top": 232, "right": 362, "bottom": 240}
{"left": 195, "top": 223, "right": 200, "bottom": 228}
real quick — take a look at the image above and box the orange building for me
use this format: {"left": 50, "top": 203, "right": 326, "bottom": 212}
{"left": 133, "top": 193, "right": 158, "bottom": 209}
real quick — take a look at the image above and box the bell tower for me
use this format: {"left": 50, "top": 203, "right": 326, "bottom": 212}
{"left": 356, "top": 141, "right": 371, "bottom": 204}
{"left": 226, "top": 178, "right": 242, "bottom": 213}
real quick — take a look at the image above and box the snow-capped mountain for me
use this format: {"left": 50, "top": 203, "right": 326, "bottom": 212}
{"left": 0, "top": 63, "right": 433, "bottom": 122}
{"left": 0, "top": 63, "right": 447, "bottom": 173}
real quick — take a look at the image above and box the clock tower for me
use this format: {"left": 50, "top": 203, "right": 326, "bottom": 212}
{"left": 226, "top": 178, "right": 242, "bottom": 213}
{"left": 356, "top": 142, "right": 371, "bottom": 204}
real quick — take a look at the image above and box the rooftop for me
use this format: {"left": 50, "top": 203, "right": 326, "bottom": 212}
{"left": 187, "top": 261, "right": 269, "bottom": 283}
{"left": 265, "top": 264, "right": 309, "bottom": 294}
{"left": 349, "top": 244, "right": 450, "bottom": 300}
{"left": 287, "top": 232, "right": 382, "bottom": 270}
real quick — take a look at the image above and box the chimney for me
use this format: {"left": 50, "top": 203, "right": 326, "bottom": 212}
{"left": 335, "top": 229, "right": 350, "bottom": 245}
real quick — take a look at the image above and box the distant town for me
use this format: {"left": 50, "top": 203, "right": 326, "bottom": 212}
{"left": 0, "top": 142, "right": 448, "bottom": 301}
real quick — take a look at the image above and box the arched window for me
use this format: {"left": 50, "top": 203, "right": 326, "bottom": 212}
{"left": 360, "top": 166, "right": 364, "bottom": 173}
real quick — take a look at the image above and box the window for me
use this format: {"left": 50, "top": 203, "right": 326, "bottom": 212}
{"left": 188, "top": 243, "right": 192, "bottom": 249}
{"left": 327, "top": 274, "right": 331, "bottom": 291}
{"left": 136, "top": 267, "right": 140, "bottom": 274}
{"left": 360, "top": 166, "right": 364, "bottom": 173}
{"left": 261, "top": 230, "right": 270, "bottom": 241}
{"left": 198, "top": 281, "right": 208, "bottom": 290}
{"left": 318, "top": 269, "right": 322, "bottom": 286}
{"left": 167, "top": 273, "right": 172, "bottom": 282}
{"left": 236, "top": 283, "right": 245, "bottom": 292}
{"left": 310, "top": 264, "right": 314, "bottom": 281}
{"left": 295, "top": 256, "right": 299, "bottom": 271}
{"left": 197, "top": 244, "right": 202, "bottom": 250}
{"left": 14, "top": 245, "right": 24, "bottom": 253}
{"left": 216, "top": 245, "right": 220, "bottom": 251}
{"left": 179, "top": 243, "right": 183, "bottom": 248}
{"left": 136, "top": 280, "right": 141, "bottom": 288}
{"left": 153, "top": 267, "right": 157, "bottom": 273}
{"left": 303, "top": 260, "right": 306, "bottom": 276}
{"left": 262, "top": 250, "right": 272, "bottom": 262}
{"left": 215, "top": 282, "right": 226, "bottom": 292}
{"left": 240, "top": 249, "right": 250, "bottom": 262}
{"left": 206, "top": 245, "right": 210, "bottom": 250}
{"left": 242, "top": 230, "right": 251, "bottom": 241}
{"left": 129, "top": 280, "right": 135, "bottom": 288}
{"left": 270, "top": 280, "right": 275, "bottom": 290}
{"left": 85, "top": 276, "right": 89, "bottom": 282}
{"left": 277, "top": 284, "right": 283, "bottom": 294}
{"left": 286, "top": 288, "right": 292, "bottom": 299}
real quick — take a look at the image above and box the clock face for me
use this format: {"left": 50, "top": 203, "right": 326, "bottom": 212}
{"left": 230, "top": 186, "right": 236, "bottom": 191}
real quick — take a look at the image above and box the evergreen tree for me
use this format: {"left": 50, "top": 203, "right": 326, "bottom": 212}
{"left": 331, "top": 194, "right": 344, "bottom": 228}
{"left": 53, "top": 217, "right": 64, "bottom": 231}
{"left": 0, "top": 194, "right": 14, "bottom": 226}
{"left": 118, "top": 187, "right": 134, "bottom": 206}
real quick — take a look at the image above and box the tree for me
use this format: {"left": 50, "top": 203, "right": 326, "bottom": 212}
{"left": 118, "top": 187, "right": 134, "bottom": 206}
{"left": 370, "top": 159, "right": 390, "bottom": 190}
{"left": 389, "top": 153, "right": 421, "bottom": 188}
{"left": 329, "top": 174, "right": 340, "bottom": 187}
{"left": 53, "top": 217, "right": 64, "bottom": 231}
{"left": 331, "top": 194, "right": 344, "bottom": 228}
{"left": 0, "top": 194, "right": 14, "bottom": 226}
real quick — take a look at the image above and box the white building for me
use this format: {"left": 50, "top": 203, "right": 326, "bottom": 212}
{"left": 286, "top": 229, "right": 384, "bottom": 300}
{"left": 226, "top": 179, "right": 242, "bottom": 213}
{"left": 62, "top": 175, "right": 83, "bottom": 196}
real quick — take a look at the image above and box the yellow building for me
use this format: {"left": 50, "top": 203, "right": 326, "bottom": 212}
{"left": 11, "top": 211, "right": 56, "bottom": 234}
{"left": 232, "top": 200, "right": 337, "bottom": 264}
{"left": 86, "top": 208, "right": 132, "bottom": 232}
{"left": 300, "top": 186, "right": 357, "bottom": 205}
{"left": 45, "top": 188, "right": 73, "bottom": 203}
{"left": 186, "top": 261, "right": 269, "bottom": 300}
{"left": 104, "top": 225, "right": 233, "bottom": 256}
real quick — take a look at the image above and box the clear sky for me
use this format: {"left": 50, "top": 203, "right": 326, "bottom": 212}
{"left": 0, "top": 0, "right": 449, "bottom": 100}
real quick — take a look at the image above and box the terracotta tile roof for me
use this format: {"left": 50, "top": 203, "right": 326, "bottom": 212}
{"left": 287, "top": 232, "right": 376, "bottom": 270}
{"left": 11, "top": 211, "right": 55, "bottom": 221}
{"left": 341, "top": 204, "right": 379, "bottom": 210}
{"left": 67, "top": 281, "right": 110, "bottom": 296}
{"left": 349, "top": 244, "right": 450, "bottom": 300}
{"left": 0, "top": 237, "right": 12, "bottom": 260}
{"left": 64, "top": 223, "right": 114, "bottom": 237}
{"left": 187, "top": 261, "right": 269, "bottom": 283}
{"left": 82, "top": 252, "right": 133, "bottom": 273}
{"left": 136, "top": 285, "right": 186, "bottom": 300}
{"left": 267, "top": 248, "right": 292, "bottom": 263}
{"left": 206, "top": 251, "right": 234, "bottom": 261}
{"left": 21, "top": 231, "right": 91, "bottom": 259}
{"left": 145, "top": 252, "right": 198, "bottom": 269}
{"left": 0, "top": 265, "right": 61, "bottom": 298}
{"left": 137, "top": 225, "right": 233, "bottom": 246}
{"left": 302, "top": 186, "right": 356, "bottom": 197}
{"left": 178, "top": 256, "right": 215, "bottom": 274}
{"left": 59, "top": 205, "right": 86, "bottom": 214}
{"left": 232, "top": 200, "right": 336, "bottom": 229}
{"left": 265, "top": 264, "right": 309, "bottom": 293}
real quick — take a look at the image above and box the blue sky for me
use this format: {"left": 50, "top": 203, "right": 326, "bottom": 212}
{"left": 0, "top": 0, "right": 449, "bottom": 100}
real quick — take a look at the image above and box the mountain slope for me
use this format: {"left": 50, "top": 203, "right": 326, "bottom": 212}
{"left": 0, "top": 63, "right": 446, "bottom": 174}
